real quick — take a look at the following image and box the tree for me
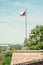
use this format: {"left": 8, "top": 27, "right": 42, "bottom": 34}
{"left": 9, "top": 44, "right": 23, "bottom": 50}
{"left": 24, "top": 25, "right": 43, "bottom": 50}
{"left": 3, "top": 51, "right": 12, "bottom": 65}
{"left": 29, "top": 25, "right": 43, "bottom": 43}
{"left": 24, "top": 38, "right": 29, "bottom": 47}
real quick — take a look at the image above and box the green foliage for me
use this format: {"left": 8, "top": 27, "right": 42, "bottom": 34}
{"left": 0, "top": 44, "right": 23, "bottom": 65}
{"left": 3, "top": 57, "right": 11, "bottom": 65}
{"left": 2, "top": 51, "right": 12, "bottom": 65}
{"left": 24, "top": 25, "right": 43, "bottom": 50}
{"left": 10, "top": 44, "right": 23, "bottom": 50}
{"left": 0, "top": 48, "right": 12, "bottom": 65}
{"left": 29, "top": 25, "right": 43, "bottom": 43}
{"left": 24, "top": 38, "right": 29, "bottom": 47}
{"left": 4, "top": 51, "right": 12, "bottom": 57}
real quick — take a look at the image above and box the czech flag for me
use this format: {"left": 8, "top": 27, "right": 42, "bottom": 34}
{"left": 20, "top": 10, "right": 26, "bottom": 16}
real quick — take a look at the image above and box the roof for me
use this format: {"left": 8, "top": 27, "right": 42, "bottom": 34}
{"left": 11, "top": 50, "right": 43, "bottom": 65}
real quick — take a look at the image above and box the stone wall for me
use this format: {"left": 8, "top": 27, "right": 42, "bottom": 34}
{"left": 11, "top": 50, "right": 43, "bottom": 65}
{"left": 14, "top": 60, "right": 43, "bottom": 65}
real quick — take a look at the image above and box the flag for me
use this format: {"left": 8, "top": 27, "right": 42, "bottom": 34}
{"left": 20, "top": 10, "right": 26, "bottom": 16}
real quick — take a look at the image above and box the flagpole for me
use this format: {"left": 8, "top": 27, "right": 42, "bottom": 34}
{"left": 25, "top": 9, "right": 27, "bottom": 47}
{"left": 25, "top": 9, "right": 27, "bottom": 39}
{"left": 20, "top": 9, "right": 27, "bottom": 47}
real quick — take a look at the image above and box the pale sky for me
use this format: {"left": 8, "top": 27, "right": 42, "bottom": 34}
{"left": 0, "top": 0, "right": 43, "bottom": 44}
